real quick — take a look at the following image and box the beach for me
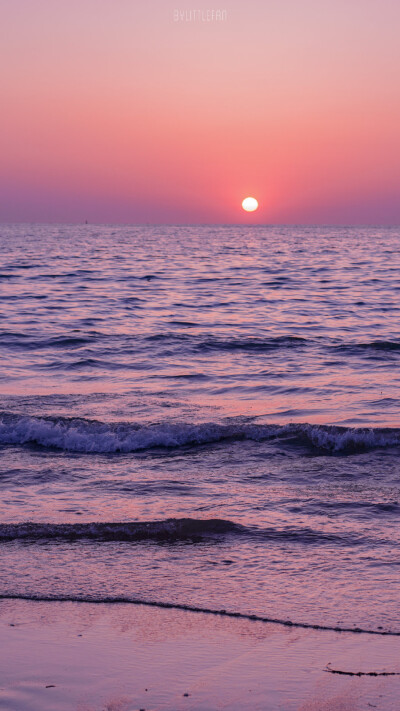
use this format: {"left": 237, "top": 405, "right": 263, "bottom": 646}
{"left": 2, "top": 598, "right": 400, "bottom": 711}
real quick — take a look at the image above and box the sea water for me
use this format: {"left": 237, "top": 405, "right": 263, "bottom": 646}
{"left": 1, "top": 224, "right": 399, "bottom": 632}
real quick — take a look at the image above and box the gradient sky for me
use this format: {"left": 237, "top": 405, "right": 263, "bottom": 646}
{"left": 1, "top": 0, "right": 399, "bottom": 223}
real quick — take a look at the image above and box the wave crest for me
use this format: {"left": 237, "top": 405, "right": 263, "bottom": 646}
{"left": 0, "top": 412, "right": 399, "bottom": 454}
{"left": 0, "top": 519, "right": 363, "bottom": 546}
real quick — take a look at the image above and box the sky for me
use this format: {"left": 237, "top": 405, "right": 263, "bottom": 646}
{"left": 0, "top": 0, "right": 399, "bottom": 224}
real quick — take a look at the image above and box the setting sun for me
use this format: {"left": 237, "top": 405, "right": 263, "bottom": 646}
{"left": 242, "top": 197, "right": 258, "bottom": 212}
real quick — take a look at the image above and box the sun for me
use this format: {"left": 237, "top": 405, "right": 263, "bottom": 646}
{"left": 242, "top": 197, "right": 258, "bottom": 212}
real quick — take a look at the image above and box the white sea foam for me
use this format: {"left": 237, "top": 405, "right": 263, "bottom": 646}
{"left": 0, "top": 412, "right": 399, "bottom": 453}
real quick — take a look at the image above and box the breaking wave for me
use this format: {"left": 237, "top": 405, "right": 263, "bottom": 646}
{"left": 0, "top": 518, "right": 243, "bottom": 542}
{"left": 0, "top": 519, "right": 365, "bottom": 545}
{"left": 0, "top": 411, "right": 400, "bottom": 454}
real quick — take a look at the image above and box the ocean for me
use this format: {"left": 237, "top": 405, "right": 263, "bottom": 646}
{"left": 1, "top": 224, "right": 399, "bottom": 634}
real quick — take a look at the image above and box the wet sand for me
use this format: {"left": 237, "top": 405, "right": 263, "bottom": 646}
{"left": 1, "top": 599, "right": 400, "bottom": 710}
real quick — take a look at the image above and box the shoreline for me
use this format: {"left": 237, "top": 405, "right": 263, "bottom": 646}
{"left": 1, "top": 599, "right": 400, "bottom": 711}
{"left": 1, "top": 593, "right": 398, "bottom": 638}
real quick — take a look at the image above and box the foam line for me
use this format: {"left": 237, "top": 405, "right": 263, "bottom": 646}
{"left": 1, "top": 593, "right": 398, "bottom": 637}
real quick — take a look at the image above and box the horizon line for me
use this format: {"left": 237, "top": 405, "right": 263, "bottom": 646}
{"left": 1, "top": 221, "right": 399, "bottom": 229}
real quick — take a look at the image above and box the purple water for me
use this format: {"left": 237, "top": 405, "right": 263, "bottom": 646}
{"left": 1, "top": 224, "right": 400, "bottom": 633}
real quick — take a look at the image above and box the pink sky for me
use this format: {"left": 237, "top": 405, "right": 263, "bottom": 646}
{"left": 0, "top": 0, "right": 399, "bottom": 224}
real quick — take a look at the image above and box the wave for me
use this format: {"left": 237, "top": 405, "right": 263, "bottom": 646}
{"left": 199, "top": 335, "right": 307, "bottom": 352}
{"left": 0, "top": 519, "right": 367, "bottom": 546}
{"left": 301, "top": 500, "right": 400, "bottom": 516}
{"left": 0, "top": 332, "right": 95, "bottom": 350}
{"left": 0, "top": 331, "right": 308, "bottom": 356}
{"left": 146, "top": 334, "right": 308, "bottom": 353}
{"left": 1, "top": 593, "right": 398, "bottom": 637}
{"left": 333, "top": 340, "right": 400, "bottom": 355}
{"left": 0, "top": 518, "right": 243, "bottom": 542}
{"left": 4, "top": 331, "right": 399, "bottom": 358}
{"left": 1, "top": 411, "right": 400, "bottom": 454}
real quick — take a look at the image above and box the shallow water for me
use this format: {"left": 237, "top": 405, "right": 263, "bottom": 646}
{"left": 1, "top": 224, "right": 399, "bottom": 632}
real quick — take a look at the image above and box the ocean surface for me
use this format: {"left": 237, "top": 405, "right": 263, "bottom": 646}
{"left": 1, "top": 224, "right": 400, "bottom": 633}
